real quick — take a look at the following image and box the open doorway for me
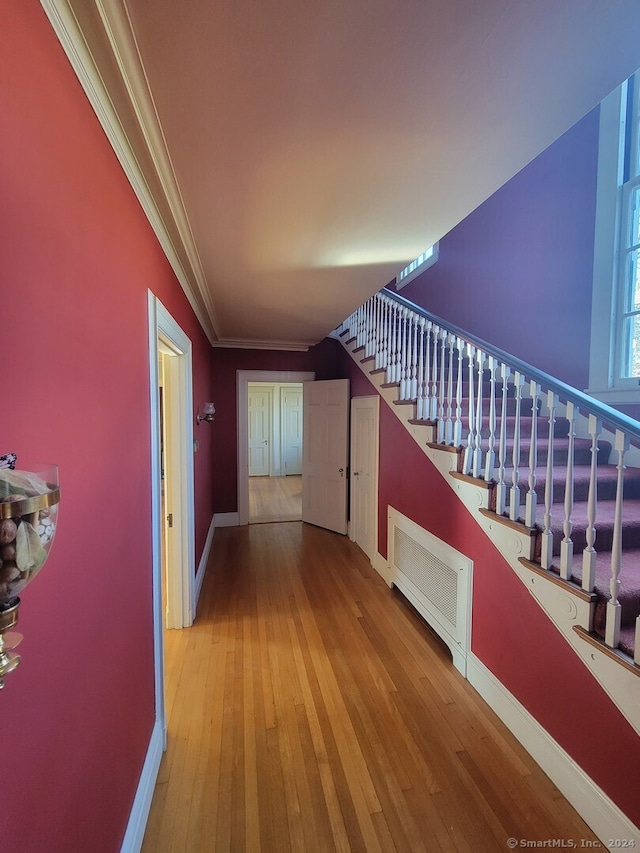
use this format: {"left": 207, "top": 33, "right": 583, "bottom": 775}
{"left": 148, "top": 293, "right": 196, "bottom": 745}
{"left": 248, "top": 381, "right": 303, "bottom": 523}
{"left": 237, "top": 370, "right": 315, "bottom": 525}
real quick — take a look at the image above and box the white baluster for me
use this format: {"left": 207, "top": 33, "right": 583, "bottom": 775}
{"left": 605, "top": 430, "right": 629, "bottom": 649}
{"left": 377, "top": 299, "right": 384, "bottom": 370}
{"left": 560, "top": 401, "right": 578, "bottom": 581}
{"left": 416, "top": 318, "right": 426, "bottom": 420}
{"left": 472, "top": 349, "right": 484, "bottom": 478}
{"left": 484, "top": 356, "right": 497, "bottom": 481}
{"left": 437, "top": 329, "right": 447, "bottom": 443}
{"left": 372, "top": 297, "right": 380, "bottom": 366}
{"left": 495, "top": 364, "right": 511, "bottom": 515}
{"left": 509, "top": 372, "right": 525, "bottom": 522}
{"left": 424, "top": 321, "right": 433, "bottom": 420}
{"left": 410, "top": 314, "right": 419, "bottom": 400}
{"left": 582, "top": 414, "right": 602, "bottom": 592}
{"left": 463, "top": 344, "right": 476, "bottom": 474}
{"left": 445, "top": 334, "right": 455, "bottom": 444}
{"left": 453, "top": 337, "right": 464, "bottom": 447}
{"left": 379, "top": 298, "right": 388, "bottom": 371}
{"left": 371, "top": 299, "right": 377, "bottom": 364}
{"left": 364, "top": 299, "right": 372, "bottom": 356}
{"left": 525, "top": 381, "right": 540, "bottom": 528}
{"left": 387, "top": 303, "right": 398, "bottom": 384}
{"left": 540, "top": 391, "right": 558, "bottom": 571}
{"left": 384, "top": 298, "right": 391, "bottom": 371}
{"left": 429, "top": 325, "right": 439, "bottom": 421}
{"left": 399, "top": 309, "right": 408, "bottom": 398}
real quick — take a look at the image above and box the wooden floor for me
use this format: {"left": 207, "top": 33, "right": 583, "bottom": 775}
{"left": 249, "top": 475, "right": 302, "bottom": 523}
{"left": 142, "top": 522, "right": 599, "bottom": 852}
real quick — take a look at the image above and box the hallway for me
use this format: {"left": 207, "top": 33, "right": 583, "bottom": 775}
{"left": 142, "top": 522, "right": 597, "bottom": 852}
{"left": 249, "top": 475, "right": 302, "bottom": 524}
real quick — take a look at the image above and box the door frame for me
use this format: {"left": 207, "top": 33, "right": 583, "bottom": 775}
{"left": 349, "top": 395, "right": 380, "bottom": 561}
{"left": 237, "top": 370, "right": 315, "bottom": 525}
{"left": 148, "top": 292, "right": 196, "bottom": 734}
{"left": 247, "top": 384, "right": 274, "bottom": 476}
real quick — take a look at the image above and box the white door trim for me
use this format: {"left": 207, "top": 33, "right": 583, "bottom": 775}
{"left": 148, "top": 292, "right": 196, "bottom": 731}
{"left": 349, "top": 395, "right": 380, "bottom": 561}
{"left": 237, "top": 370, "right": 315, "bottom": 525}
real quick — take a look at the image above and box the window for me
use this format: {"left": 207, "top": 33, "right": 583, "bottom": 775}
{"left": 617, "top": 74, "right": 640, "bottom": 380}
{"left": 588, "top": 70, "right": 640, "bottom": 402}
{"left": 395, "top": 243, "right": 439, "bottom": 290}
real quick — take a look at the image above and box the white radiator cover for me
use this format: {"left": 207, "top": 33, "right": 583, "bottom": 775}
{"left": 387, "top": 507, "right": 473, "bottom": 676}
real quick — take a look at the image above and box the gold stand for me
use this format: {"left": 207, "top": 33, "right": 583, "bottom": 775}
{"left": 0, "top": 599, "right": 22, "bottom": 688}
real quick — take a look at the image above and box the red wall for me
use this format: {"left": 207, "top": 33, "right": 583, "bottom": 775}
{"left": 0, "top": 5, "right": 214, "bottom": 852}
{"left": 337, "top": 345, "right": 640, "bottom": 826}
{"left": 211, "top": 339, "right": 340, "bottom": 513}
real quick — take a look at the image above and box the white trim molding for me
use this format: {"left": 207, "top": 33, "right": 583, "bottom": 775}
{"left": 467, "top": 654, "right": 640, "bottom": 847}
{"left": 214, "top": 512, "right": 240, "bottom": 528}
{"left": 194, "top": 515, "right": 216, "bottom": 608}
{"left": 119, "top": 721, "right": 164, "bottom": 853}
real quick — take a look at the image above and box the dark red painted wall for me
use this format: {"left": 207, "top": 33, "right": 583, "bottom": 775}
{"left": 382, "top": 396, "right": 640, "bottom": 825}
{"left": 336, "top": 343, "right": 640, "bottom": 826}
{"left": 391, "top": 109, "right": 600, "bottom": 391}
{"left": 1, "top": 5, "right": 213, "bottom": 852}
{"left": 211, "top": 339, "right": 341, "bottom": 512}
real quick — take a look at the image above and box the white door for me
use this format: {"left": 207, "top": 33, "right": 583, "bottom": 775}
{"left": 350, "top": 396, "right": 379, "bottom": 560}
{"left": 302, "top": 378, "right": 349, "bottom": 534}
{"left": 282, "top": 387, "right": 303, "bottom": 475}
{"left": 248, "top": 388, "right": 271, "bottom": 476}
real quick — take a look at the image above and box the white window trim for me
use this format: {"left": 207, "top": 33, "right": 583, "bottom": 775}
{"left": 587, "top": 79, "right": 640, "bottom": 404}
{"left": 587, "top": 77, "right": 640, "bottom": 405}
{"left": 395, "top": 243, "right": 439, "bottom": 290}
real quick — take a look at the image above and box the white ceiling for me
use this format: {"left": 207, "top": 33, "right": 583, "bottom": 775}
{"left": 48, "top": 0, "right": 640, "bottom": 348}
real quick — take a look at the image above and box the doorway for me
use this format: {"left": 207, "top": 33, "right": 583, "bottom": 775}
{"left": 247, "top": 381, "right": 304, "bottom": 523}
{"left": 349, "top": 396, "right": 380, "bottom": 561}
{"left": 237, "top": 370, "right": 315, "bottom": 526}
{"left": 148, "top": 293, "right": 196, "bottom": 742}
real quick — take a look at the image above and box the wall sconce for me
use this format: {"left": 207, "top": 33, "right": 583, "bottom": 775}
{"left": 196, "top": 402, "right": 215, "bottom": 425}
{"left": 0, "top": 462, "right": 60, "bottom": 689}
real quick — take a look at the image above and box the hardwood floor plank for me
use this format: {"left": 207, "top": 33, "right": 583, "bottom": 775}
{"left": 142, "top": 522, "right": 601, "bottom": 852}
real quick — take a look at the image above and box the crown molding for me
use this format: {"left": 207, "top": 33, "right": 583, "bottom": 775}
{"left": 39, "top": 0, "right": 220, "bottom": 345}
{"left": 211, "top": 338, "right": 311, "bottom": 352}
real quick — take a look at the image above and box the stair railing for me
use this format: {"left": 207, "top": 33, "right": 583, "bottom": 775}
{"left": 338, "top": 288, "right": 640, "bottom": 665}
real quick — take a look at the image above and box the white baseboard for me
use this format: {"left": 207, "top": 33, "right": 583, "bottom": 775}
{"left": 213, "top": 511, "right": 239, "bottom": 527}
{"left": 119, "top": 721, "right": 164, "bottom": 853}
{"left": 371, "top": 551, "right": 393, "bottom": 586}
{"left": 194, "top": 515, "right": 216, "bottom": 607}
{"left": 467, "top": 653, "right": 640, "bottom": 846}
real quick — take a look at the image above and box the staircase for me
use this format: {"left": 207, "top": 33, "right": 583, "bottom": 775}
{"left": 335, "top": 287, "right": 640, "bottom": 731}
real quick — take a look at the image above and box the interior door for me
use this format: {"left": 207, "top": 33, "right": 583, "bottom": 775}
{"left": 302, "top": 378, "right": 349, "bottom": 534}
{"left": 350, "top": 396, "right": 379, "bottom": 560}
{"left": 282, "top": 387, "right": 303, "bottom": 475}
{"left": 248, "top": 387, "right": 271, "bottom": 476}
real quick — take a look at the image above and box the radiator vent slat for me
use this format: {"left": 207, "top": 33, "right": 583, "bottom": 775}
{"left": 388, "top": 506, "right": 473, "bottom": 676}
{"left": 394, "top": 527, "right": 458, "bottom": 626}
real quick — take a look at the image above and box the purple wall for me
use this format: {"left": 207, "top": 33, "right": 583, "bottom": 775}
{"left": 392, "top": 109, "right": 600, "bottom": 391}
